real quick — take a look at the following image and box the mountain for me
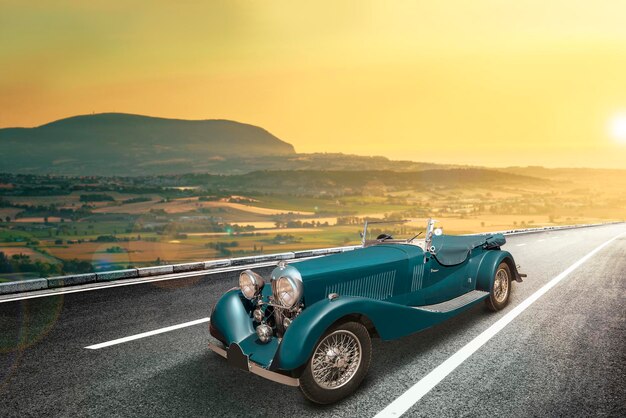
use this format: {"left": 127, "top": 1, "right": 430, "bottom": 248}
{"left": 0, "top": 113, "right": 295, "bottom": 175}
{"left": 0, "top": 113, "right": 467, "bottom": 175}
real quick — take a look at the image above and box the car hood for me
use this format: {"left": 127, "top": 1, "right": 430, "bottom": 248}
{"left": 273, "top": 244, "right": 423, "bottom": 304}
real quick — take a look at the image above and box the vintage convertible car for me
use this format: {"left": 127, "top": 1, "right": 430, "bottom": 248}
{"left": 208, "top": 219, "right": 524, "bottom": 404}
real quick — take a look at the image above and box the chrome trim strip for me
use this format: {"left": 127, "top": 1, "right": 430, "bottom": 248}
{"left": 413, "top": 290, "right": 489, "bottom": 313}
{"left": 249, "top": 362, "right": 300, "bottom": 387}
{"left": 207, "top": 342, "right": 300, "bottom": 387}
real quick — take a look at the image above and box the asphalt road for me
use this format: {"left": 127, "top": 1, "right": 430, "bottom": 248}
{"left": 1, "top": 224, "right": 625, "bottom": 417}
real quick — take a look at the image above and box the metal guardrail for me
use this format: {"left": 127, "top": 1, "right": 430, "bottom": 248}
{"left": 462, "top": 221, "right": 624, "bottom": 236}
{"left": 0, "top": 221, "right": 622, "bottom": 296}
{"left": 0, "top": 246, "right": 360, "bottom": 295}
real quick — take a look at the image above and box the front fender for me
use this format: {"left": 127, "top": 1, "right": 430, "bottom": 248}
{"left": 473, "top": 250, "right": 521, "bottom": 292}
{"left": 273, "top": 295, "right": 457, "bottom": 371}
{"left": 210, "top": 289, "right": 255, "bottom": 344}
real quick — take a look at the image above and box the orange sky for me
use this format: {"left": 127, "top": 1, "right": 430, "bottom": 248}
{"left": 2, "top": 1, "right": 626, "bottom": 168}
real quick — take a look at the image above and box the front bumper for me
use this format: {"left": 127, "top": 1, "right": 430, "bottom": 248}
{"left": 208, "top": 340, "right": 299, "bottom": 387}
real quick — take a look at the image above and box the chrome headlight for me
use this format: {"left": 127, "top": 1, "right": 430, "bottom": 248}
{"left": 274, "top": 275, "right": 303, "bottom": 308}
{"left": 239, "top": 270, "right": 264, "bottom": 299}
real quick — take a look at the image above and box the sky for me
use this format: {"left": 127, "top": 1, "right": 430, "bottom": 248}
{"left": 2, "top": 0, "right": 626, "bottom": 168}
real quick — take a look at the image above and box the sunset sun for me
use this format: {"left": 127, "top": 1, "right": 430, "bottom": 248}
{"left": 609, "top": 114, "right": 626, "bottom": 143}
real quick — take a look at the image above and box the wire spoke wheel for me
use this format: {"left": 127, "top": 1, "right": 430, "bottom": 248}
{"left": 311, "top": 330, "right": 362, "bottom": 389}
{"left": 486, "top": 262, "right": 512, "bottom": 311}
{"left": 493, "top": 268, "right": 509, "bottom": 303}
{"left": 300, "top": 321, "right": 371, "bottom": 404}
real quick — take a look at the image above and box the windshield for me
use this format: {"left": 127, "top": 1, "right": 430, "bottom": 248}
{"left": 361, "top": 219, "right": 427, "bottom": 246}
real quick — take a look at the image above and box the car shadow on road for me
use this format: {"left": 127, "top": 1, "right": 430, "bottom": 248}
{"left": 108, "top": 350, "right": 339, "bottom": 417}
{"left": 112, "top": 303, "right": 500, "bottom": 417}
{"left": 369, "top": 303, "right": 494, "bottom": 379}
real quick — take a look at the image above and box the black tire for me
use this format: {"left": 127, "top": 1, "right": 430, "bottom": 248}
{"left": 299, "top": 321, "right": 372, "bottom": 404}
{"left": 485, "top": 262, "right": 512, "bottom": 311}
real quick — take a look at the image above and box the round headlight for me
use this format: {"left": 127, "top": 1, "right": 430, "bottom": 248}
{"left": 239, "top": 270, "right": 264, "bottom": 299}
{"left": 275, "top": 276, "right": 303, "bottom": 308}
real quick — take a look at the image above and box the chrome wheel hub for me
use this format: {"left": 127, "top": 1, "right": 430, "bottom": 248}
{"left": 494, "top": 268, "right": 509, "bottom": 304}
{"left": 311, "top": 330, "right": 362, "bottom": 389}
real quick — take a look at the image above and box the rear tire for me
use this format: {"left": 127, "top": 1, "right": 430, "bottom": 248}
{"left": 485, "top": 262, "right": 511, "bottom": 311}
{"left": 299, "top": 321, "right": 372, "bottom": 404}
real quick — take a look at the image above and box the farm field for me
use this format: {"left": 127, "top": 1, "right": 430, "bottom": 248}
{"left": 0, "top": 169, "right": 624, "bottom": 280}
{"left": 41, "top": 241, "right": 219, "bottom": 265}
{"left": 92, "top": 197, "right": 315, "bottom": 216}
{"left": 0, "top": 245, "right": 59, "bottom": 263}
{"left": 0, "top": 211, "right": 613, "bottom": 274}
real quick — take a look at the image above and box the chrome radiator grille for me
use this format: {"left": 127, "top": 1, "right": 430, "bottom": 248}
{"left": 326, "top": 270, "right": 396, "bottom": 300}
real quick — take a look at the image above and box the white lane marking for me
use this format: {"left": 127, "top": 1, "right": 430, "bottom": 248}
{"left": 516, "top": 243, "right": 527, "bottom": 247}
{"left": 85, "top": 317, "right": 210, "bottom": 350}
{"left": 537, "top": 239, "right": 546, "bottom": 242}
{"left": 374, "top": 231, "right": 625, "bottom": 418}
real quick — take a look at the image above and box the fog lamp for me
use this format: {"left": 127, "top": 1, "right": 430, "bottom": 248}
{"left": 256, "top": 324, "right": 272, "bottom": 343}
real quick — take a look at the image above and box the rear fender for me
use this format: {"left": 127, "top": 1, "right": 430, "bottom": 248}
{"left": 474, "top": 250, "right": 522, "bottom": 292}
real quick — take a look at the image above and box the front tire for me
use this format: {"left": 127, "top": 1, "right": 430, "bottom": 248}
{"left": 485, "top": 262, "right": 511, "bottom": 311}
{"left": 299, "top": 321, "right": 372, "bottom": 404}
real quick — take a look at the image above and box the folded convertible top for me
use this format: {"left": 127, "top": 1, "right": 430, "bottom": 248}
{"left": 432, "top": 234, "right": 506, "bottom": 266}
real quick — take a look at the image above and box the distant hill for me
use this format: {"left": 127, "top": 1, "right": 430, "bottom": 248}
{"left": 186, "top": 153, "right": 460, "bottom": 175}
{"left": 498, "top": 166, "right": 626, "bottom": 192}
{"left": 176, "top": 168, "right": 543, "bottom": 195}
{"left": 0, "top": 113, "right": 467, "bottom": 175}
{"left": 0, "top": 113, "right": 295, "bottom": 175}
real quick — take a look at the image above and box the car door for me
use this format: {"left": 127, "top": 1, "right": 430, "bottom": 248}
{"left": 419, "top": 254, "right": 469, "bottom": 305}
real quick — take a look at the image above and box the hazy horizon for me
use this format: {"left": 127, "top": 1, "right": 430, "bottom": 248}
{"left": 2, "top": 111, "right": 625, "bottom": 171}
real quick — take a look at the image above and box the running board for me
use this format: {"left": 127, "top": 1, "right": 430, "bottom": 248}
{"left": 414, "top": 290, "right": 489, "bottom": 313}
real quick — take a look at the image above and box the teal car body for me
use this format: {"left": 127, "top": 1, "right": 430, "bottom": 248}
{"left": 208, "top": 228, "right": 523, "bottom": 386}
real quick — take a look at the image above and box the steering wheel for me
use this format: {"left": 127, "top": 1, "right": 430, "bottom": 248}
{"left": 376, "top": 233, "right": 393, "bottom": 242}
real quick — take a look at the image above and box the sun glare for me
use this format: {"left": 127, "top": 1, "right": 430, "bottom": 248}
{"left": 609, "top": 114, "right": 626, "bottom": 143}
